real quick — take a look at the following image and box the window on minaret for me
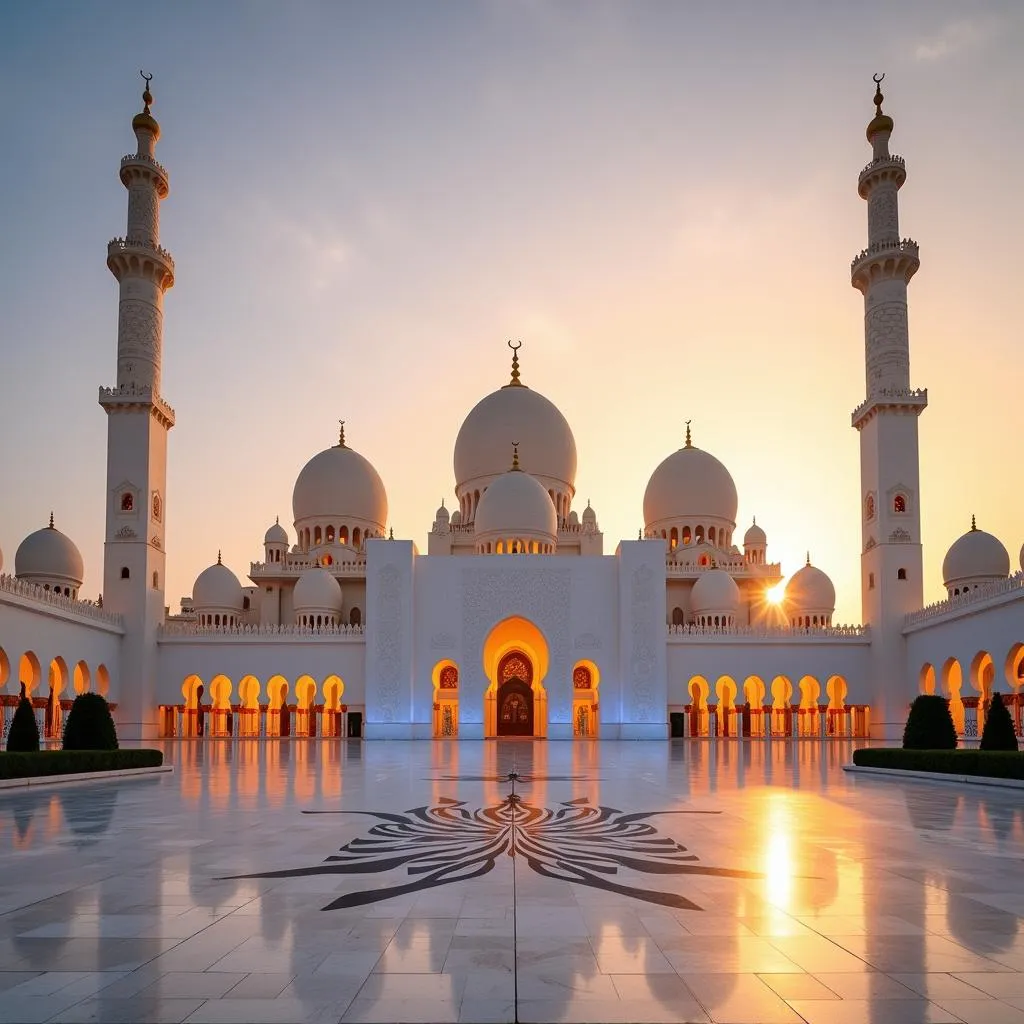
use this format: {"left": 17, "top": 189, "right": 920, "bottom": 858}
{"left": 897, "top": 568, "right": 907, "bottom": 580}
{"left": 152, "top": 493, "right": 162, "bottom": 521}
{"left": 121, "top": 493, "right": 134, "bottom": 512}
{"left": 865, "top": 494, "right": 875, "bottom": 520}
{"left": 893, "top": 494, "right": 906, "bottom": 514}
{"left": 120, "top": 567, "right": 130, "bottom": 579}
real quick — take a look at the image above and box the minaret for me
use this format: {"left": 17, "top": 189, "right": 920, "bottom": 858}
{"left": 99, "top": 73, "right": 175, "bottom": 740}
{"left": 850, "top": 75, "right": 927, "bottom": 739}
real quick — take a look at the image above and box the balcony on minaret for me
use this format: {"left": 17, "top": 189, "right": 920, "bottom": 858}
{"left": 851, "top": 387, "right": 928, "bottom": 430}
{"left": 107, "top": 237, "right": 175, "bottom": 291}
{"left": 850, "top": 238, "right": 919, "bottom": 293}
{"left": 857, "top": 154, "right": 906, "bottom": 198}
{"left": 98, "top": 384, "right": 175, "bottom": 429}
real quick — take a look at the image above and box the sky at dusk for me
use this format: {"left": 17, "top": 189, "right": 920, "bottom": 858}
{"left": 1, "top": 1, "right": 1023, "bottom": 623}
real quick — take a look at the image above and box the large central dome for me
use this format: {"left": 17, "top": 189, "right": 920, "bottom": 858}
{"left": 643, "top": 435, "right": 738, "bottom": 530}
{"left": 454, "top": 348, "right": 577, "bottom": 493}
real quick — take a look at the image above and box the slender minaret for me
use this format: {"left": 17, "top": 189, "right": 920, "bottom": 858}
{"left": 851, "top": 75, "right": 927, "bottom": 739}
{"left": 99, "top": 73, "right": 175, "bottom": 740}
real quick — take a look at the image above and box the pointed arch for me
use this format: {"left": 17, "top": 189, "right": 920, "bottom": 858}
{"left": 73, "top": 661, "right": 91, "bottom": 694}
{"left": 919, "top": 662, "right": 936, "bottom": 695}
{"left": 19, "top": 652, "right": 41, "bottom": 695}
{"left": 1005, "top": 644, "right": 1024, "bottom": 690}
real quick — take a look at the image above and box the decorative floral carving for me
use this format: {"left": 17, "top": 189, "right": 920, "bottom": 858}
{"left": 864, "top": 299, "right": 909, "bottom": 391}
{"left": 150, "top": 534, "right": 162, "bottom": 549}
{"left": 868, "top": 185, "right": 899, "bottom": 241}
{"left": 115, "top": 525, "right": 136, "bottom": 539}
{"left": 573, "top": 632, "right": 601, "bottom": 651}
{"left": 573, "top": 665, "right": 592, "bottom": 689}
{"left": 373, "top": 563, "right": 402, "bottom": 721}
{"left": 430, "top": 631, "right": 456, "bottom": 650}
{"left": 890, "top": 527, "right": 912, "bottom": 543}
{"left": 629, "top": 564, "right": 658, "bottom": 722}
{"left": 439, "top": 665, "right": 458, "bottom": 689}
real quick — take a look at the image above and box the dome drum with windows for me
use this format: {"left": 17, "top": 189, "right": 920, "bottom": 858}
{"left": 192, "top": 553, "right": 244, "bottom": 628}
{"left": 14, "top": 514, "right": 84, "bottom": 598}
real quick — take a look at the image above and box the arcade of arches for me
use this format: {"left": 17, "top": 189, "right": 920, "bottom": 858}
{"left": 0, "top": 645, "right": 111, "bottom": 742}
{"left": 162, "top": 672, "right": 355, "bottom": 739}
{"left": 918, "top": 641, "right": 1024, "bottom": 739}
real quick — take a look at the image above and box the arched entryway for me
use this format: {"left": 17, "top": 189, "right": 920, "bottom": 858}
{"left": 482, "top": 616, "right": 549, "bottom": 738}
{"left": 497, "top": 655, "right": 534, "bottom": 736}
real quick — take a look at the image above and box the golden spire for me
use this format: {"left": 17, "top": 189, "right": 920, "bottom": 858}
{"left": 684, "top": 420, "right": 692, "bottom": 449}
{"left": 806, "top": 551, "right": 811, "bottom": 566}
{"left": 48, "top": 511, "right": 54, "bottom": 529}
{"left": 503, "top": 340, "right": 524, "bottom": 388}
{"left": 132, "top": 70, "right": 161, "bottom": 138}
{"left": 510, "top": 442, "right": 521, "bottom": 471}
{"left": 336, "top": 419, "right": 346, "bottom": 448}
{"left": 275, "top": 515, "right": 279, "bottom": 525}
{"left": 866, "top": 72, "right": 894, "bottom": 140}
{"left": 217, "top": 550, "right": 222, "bottom": 565}
{"left": 971, "top": 514, "right": 977, "bottom": 531}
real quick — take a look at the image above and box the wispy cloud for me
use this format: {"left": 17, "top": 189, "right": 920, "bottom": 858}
{"left": 913, "top": 17, "right": 997, "bottom": 62}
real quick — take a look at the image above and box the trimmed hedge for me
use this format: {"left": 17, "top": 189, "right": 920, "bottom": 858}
{"left": 6, "top": 697, "right": 40, "bottom": 752}
{"left": 63, "top": 693, "right": 119, "bottom": 751}
{"left": 0, "top": 749, "right": 163, "bottom": 780}
{"left": 853, "top": 748, "right": 1024, "bottom": 780}
{"left": 903, "top": 695, "right": 957, "bottom": 750}
{"left": 980, "top": 693, "right": 1019, "bottom": 752}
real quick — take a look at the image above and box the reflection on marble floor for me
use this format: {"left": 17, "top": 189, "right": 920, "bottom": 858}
{"left": 0, "top": 741, "right": 1022, "bottom": 1023}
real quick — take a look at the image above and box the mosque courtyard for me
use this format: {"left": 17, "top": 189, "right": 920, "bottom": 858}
{"left": 0, "top": 741, "right": 1022, "bottom": 1024}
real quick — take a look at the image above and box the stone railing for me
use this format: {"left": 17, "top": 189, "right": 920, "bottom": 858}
{"left": 120, "top": 153, "right": 169, "bottom": 180}
{"left": 905, "top": 572, "right": 1024, "bottom": 627}
{"left": 159, "top": 622, "right": 365, "bottom": 638}
{"left": 666, "top": 558, "right": 782, "bottom": 577}
{"left": 0, "top": 574, "right": 122, "bottom": 627}
{"left": 857, "top": 154, "right": 906, "bottom": 193}
{"left": 249, "top": 557, "right": 367, "bottom": 576}
{"left": 851, "top": 387, "right": 927, "bottom": 424}
{"left": 98, "top": 384, "right": 176, "bottom": 423}
{"left": 668, "top": 623, "right": 869, "bottom": 639}
{"left": 107, "top": 237, "right": 175, "bottom": 270}
{"left": 850, "top": 237, "right": 918, "bottom": 272}
{"left": 859, "top": 153, "right": 906, "bottom": 178}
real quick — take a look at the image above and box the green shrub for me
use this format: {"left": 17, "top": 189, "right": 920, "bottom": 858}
{"left": 980, "top": 693, "right": 1019, "bottom": 752}
{"left": 853, "top": 748, "right": 1024, "bottom": 779}
{"left": 6, "top": 697, "right": 40, "bottom": 752}
{"left": 0, "top": 749, "right": 162, "bottom": 780}
{"left": 902, "top": 694, "right": 957, "bottom": 750}
{"left": 62, "top": 693, "right": 119, "bottom": 751}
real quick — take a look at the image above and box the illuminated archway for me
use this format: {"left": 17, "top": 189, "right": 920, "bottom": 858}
{"left": 572, "top": 660, "right": 600, "bottom": 738}
{"left": 432, "top": 660, "right": 459, "bottom": 738}
{"left": 19, "top": 651, "right": 41, "bottom": 696}
{"left": 295, "top": 675, "right": 317, "bottom": 737}
{"left": 770, "top": 675, "right": 794, "bottom": 737}
{"left": 96, "top": 664, "right": 110, "bottom": 696}
{"left": 798, "top": 675, "right": 821, "bottom": 736}
{"left": 970, "top": 651, "right": 995, "bottom": 732}
{"left": 267, "top": 674, "right": 289, "bottom": 737}
{"left": 44, "top": 657, "right": 69, "bottom": 739}
{"left": 1004, "top": 644, "right": 1024, "bottom": 690}
{"left": 742, "top": 675, "right": 766, "bottom": 736}
{"left": 209, "top": 674, "right": 233, "bottom": 738}
{"left": 321, "top": 674, "right": 345, "bottom": 738}
{"left": 715, "top": 676, "right": 737, "bottom": 737}
{"left": 0, "top": 646, "right": 9, "bottom": 691}
{"left": 940, "top": 658, "right": 964, "bottom": 734}
{"left": 688, "top": 676, "right": 710, "bottom": 737}
{"left": 238, "top": 675, "right": 261, "bottom": 737}
{"left": 73, "top": 660, "right": 91, "bottom": 694}
{"left": 919, "top": 663, "right": 936, "bottom": 695}
{"left": 181, "top": 674, "right": 204, "bottom": 737}
{"left": 482, "top": 616, "right": 549, "bottom": 739}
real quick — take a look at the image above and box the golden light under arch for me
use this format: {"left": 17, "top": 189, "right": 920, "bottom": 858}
{"left": 481, "top": 615, "right": 550, "bottom": 738}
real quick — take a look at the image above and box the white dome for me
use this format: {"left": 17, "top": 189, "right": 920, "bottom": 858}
{"left": 293, "top": 567, "right": 343, "bottom": 613}
{"left": 643, "top": 439, "right": 738, "bottom": 530}
{"left": 15, "top": 518, "right": 84, "bottom": 587}
{"left": 1020, "top": 541, "right": 1024, "bottom": 574}
{"left": 292, "top": 435, "right": 388, "bottom": 530}
{"left": 475, "top": 463, "right": 557, "bottom": 545}
{"left": 744, "top": 519, "right": 766, "bottom": 546}
{"left": 192, "top": 558, "right": 244, "bottom": 611}
{"left": 454, "top": 374, "right": 577, "bottom": 493}
{"left": 942, "top": 521, "right": 1009, "bottom": 588}
{"left": 786, "top": 561, "right": 836, "bottom": 612}
{"left": 691, "top": 569, "right": 740, "bottom": 614}
{"left": 569, "top": 509, "right": 580, "bottom": 526}
{"left": 435, "top": 501, "right": 450, "bottom": 523}
{"left": 264, "top": 519, "right": 288, "bottom": 545}
{"left": 582, "top": 501, "right": 596, "bottom": 525}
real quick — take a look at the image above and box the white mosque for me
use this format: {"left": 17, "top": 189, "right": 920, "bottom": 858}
{"left": 1, "top": 77, "right": 1022, "bottom": 744}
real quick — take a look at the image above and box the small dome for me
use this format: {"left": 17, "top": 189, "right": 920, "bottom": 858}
{"left": 435, "top": 501, "right": 450, "bottom": 523}
{"left": 293, "top": 567, "right": 343, "bottom": 613}
{"left": 265, "top": 519, "right": 288, "bottom": 546}
{"left": 450, "top": 508, "right": 462, "bottom": 526}
{"left": 569, "top": 510, "right": 580, "bottom": 526}
{"left": 192, "top": 557, "right": 244, "bottom": 611}
{"left": 942, "top": 520, "right": 1010, "bottom": 588}
{"left": 744, "top": 519, "right": 766, "bottom": 546}
{"left": 582, "top": 501, "right": 596, "bottom": 525}
{"left": 454, "top": 355, "right": 577, "bottom": 493}
{"left": 292, "top": 430, "right": 388, "bottom": 530}
{"left": 643, "top": 434, "right": 738, "bottom": 530}
{"left": 15, "top": 517, "right": 84, "bottom": 587}
{"left": 786, "top": 560, "right": 836, "bottom": 612}
{"left": 475, "top": 456, "right": 557, "bottom": 546}
{"left": 691, "top": 569, "right": 740, "bottom": 614}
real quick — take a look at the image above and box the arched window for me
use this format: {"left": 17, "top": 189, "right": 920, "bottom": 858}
{"left": 865, "top": 493, "right": 875, "bottom": 520}
{"left": 214, "top": 614, "right": 221, "bottom": 627}
{"left": 868, "top": 572, "right": 875, "bottom": 590}
{"left": 340, "top": 526, "right": 349, "bottom": 545}
{"left": 897, "top": 568, "right": 907, "bottom": 581}
{"left": 672, "top": 607, "right": 684, "bottom": 626}
{"left": 120, "top": 567, "right": 130, "bottom": 579}
{"left": 682, "top": 526, "right": 691, "bottom": 545}
{"left": 242, "top": 596, "right": 251, "bottom": 610}
{"left": 894, "top": 494, "right": 907, "bottom": 514}
{"left": 670, "top": 527, "right": 678, "bottom": 548}
{"left": 353, "top": 527, "right": 361, "bottom": 548}
{"left": 152, "top": 571, "right": 159, "bottom": 589}
{"left": 120, "top": 492, "right": 134, "bottom": 512}
{"left": 708, "top": 526, "right": 717, "bottom": 545}
{"left": 349, "top": 607, "right": 361, "bottom": 627}
{"left": 152, "top": 493, "right": 162, "bottom": 521}
{"left": 326, "top": 525, "right": 335, "bottom": 543}
{"left": 314, "top": 526, "right": 322, "bottom": 545}
{"left": 695, "top": 526, "right": 705, "bottom": 544}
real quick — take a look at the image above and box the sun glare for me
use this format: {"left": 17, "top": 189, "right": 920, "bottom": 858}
{"left": 766, "top": 583, "right": 786, "bottom": 605}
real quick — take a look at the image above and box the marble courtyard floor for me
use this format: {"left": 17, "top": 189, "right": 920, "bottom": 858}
{"left": 0, "top": 742, "right": 1023, "bottom": 1024}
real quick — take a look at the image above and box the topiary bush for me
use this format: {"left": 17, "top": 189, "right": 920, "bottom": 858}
{"left": 980, "top": 692, "right": 1019, "bottom": 752}
{"left": 902, "top": 694, "right": 958, "bottom": 750}
{"left": 62, "top": 693, "right": 119, "bottom": 751}
{"left": 6, "top": 696, "right": 40, "bottom": 752}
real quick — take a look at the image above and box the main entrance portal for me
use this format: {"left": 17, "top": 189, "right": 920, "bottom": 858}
{"left": 497, "top": 678, "right": 533, "bottom": 736}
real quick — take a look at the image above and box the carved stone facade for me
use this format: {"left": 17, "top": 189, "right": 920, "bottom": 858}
{"left": 867, "top": 185, "right": 899, "bottom": 242}
{"left": 372, "top": 563, "right": 403, "bottom": 721}
{"left": 864, "top": 296, "right": 909, "bottom": 392}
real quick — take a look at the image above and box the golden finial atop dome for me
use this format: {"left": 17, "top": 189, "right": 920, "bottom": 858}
{"left": 336, "top": 419, "right": 347, "bottom": 448}
{"left": 48, "top": 511, "right": 54, "bottom": 529}
{"left": 806, "top": 550, "right": 811, "bottom": 566}
{"left": 504, "top": 340, "right": 524, "bottom": 388}
{"left": 971, "top": 513, "right": 977, "bottom": 531}
{"left": 510, "top": 442, "right": 521, "bottom": 471}
{"left": 684, "top": 420, "right": 692, "bottom": 449}
{"left": 866, "top": 72, "right": 894, "bottom": 140}
{"left": 132, "top": 70, "right": 161, "bottom": 138}
{"left": 217, "top": 550, "right": 222, "bottom": 565}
